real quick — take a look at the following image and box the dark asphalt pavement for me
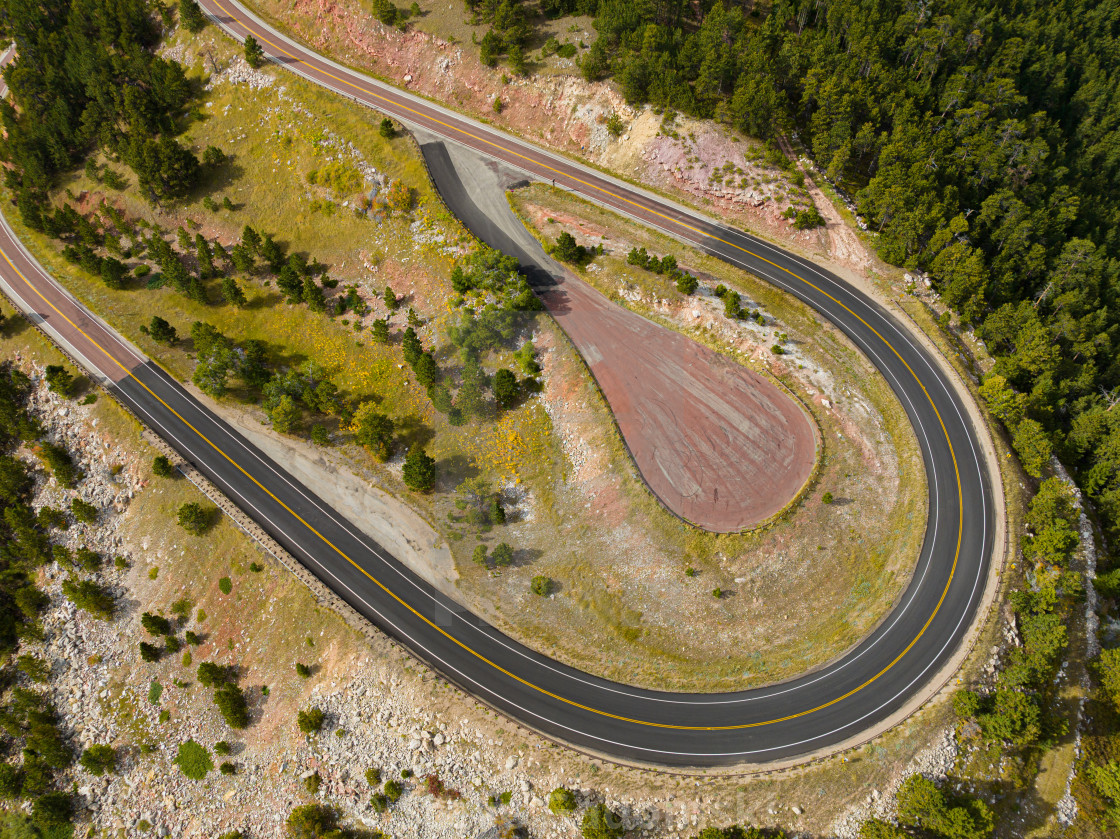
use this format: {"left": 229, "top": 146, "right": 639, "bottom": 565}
{"left": 0, "top": 8, "right": 997, "bottom": 767}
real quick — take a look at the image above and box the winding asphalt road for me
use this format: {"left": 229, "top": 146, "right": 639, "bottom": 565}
{"left": 0, "top": 9, "right": 997, "bottom": 768}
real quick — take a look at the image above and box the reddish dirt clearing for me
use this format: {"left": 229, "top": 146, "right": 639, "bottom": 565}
{"left": 540, "top": 269, "right": 817, "bottom": 533}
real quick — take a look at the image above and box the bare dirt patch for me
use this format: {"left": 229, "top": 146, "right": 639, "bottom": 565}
{"left": 536, "top": 262, "right": 818, "bottom": 533}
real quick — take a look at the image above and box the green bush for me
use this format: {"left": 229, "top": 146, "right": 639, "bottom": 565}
{"left": 218, "top": 576, "right": 232, "bottom": 594}
{"left": 70, "top": 497, "right": 98, "bottom": 523}
{"left": 31, "top": 791, "right": 72, "bottom": 827}
{"left": 285, "top": 805, "right": 337, "bottom": 837}
{"left": 581, "top": 803, "right": 624, "bottom": 839}
{"left": 384, "top": 779, "right": 403, "bottom": 802}
{"left": 38, "top": 442, "right": 81, "bottom": 487}
{"left": 152, "top": 455, "right": 175, "bottom": 478}
{"left": 531, "top": 576, "right": 552, "bottom": 596}
{"left": 76, "top": 546, "right": 101, "bottom": 571}
{"left": 141, "top": 612, "right": 172, "bottom": 636}
{"left": 295, "top": 662, "right": 312, "bottom": 679}
{"left": 214, "top": 683, "right": 249, "bottom": 729}
{"left": 197, "top": 661, "right": 233, "bottom": 687}
{"left": 0, "top": 763, "right": 23, "bottom": 799}
{"left": 79, "top": 744, "right": 116, "bottom": 776}
{"left": 365, "top": 767, "right": 381, "bottom": 785}
{"left": 953, "top": 689, "right": 981, "bottom": 720}
{"left": 177, "top": 502, "right": 213, "bottom": 535}
{"left": 548, "top": 787, "right": 577, "bottom": 814}
{"left": 139, "top": 642, "right": 162, "bottom": 662}
{"left": 298, "top": 707, "right": 325, "bottom": 734}
{"left": 16, "top": 654, "right": 50, "bottom": 683}
{"left": 62, "top": 577, "right": 114, "bottom": 619}
{"left": 490, "top": 543, "right": 514, "bottom": 567}
{"left": 43, "top": 364, "right": 76, "bottom": 396}
{"left": 402, "top": 446, "right": 436, "bottom": 492}
{"left": 173, "top": 740, "right": 213, "bottom": 780}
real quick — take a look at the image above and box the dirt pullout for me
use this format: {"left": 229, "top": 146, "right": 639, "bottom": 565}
{"left": 540, "top": 271, "right": 817, "bottom": 531}
{"left": 188, "top": 385, "right": 459, "bottom": 596}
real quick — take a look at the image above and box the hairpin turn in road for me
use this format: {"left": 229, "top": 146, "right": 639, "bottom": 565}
{"left": 0, "top": 8, "right": 998, "bottom": 768}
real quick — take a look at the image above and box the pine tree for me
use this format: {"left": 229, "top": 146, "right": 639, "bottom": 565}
{"left": 244, "top": 36, "right": 265, "bottom": 69}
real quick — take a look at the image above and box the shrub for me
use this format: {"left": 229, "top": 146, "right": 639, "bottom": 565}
{"left": 549, "top": 787, "right": 577, "bottom": 814}
{"left": 220, "top": 762, "right": 236, "bottom": 775}
{"left": 298, "top": 707, "right": 325, "bottom": 733}
{"left": 152, "top": 455, "right": 175, "bottom": 478}
{"left": 149, "top": 316, "right": 178, "bottom": 344}
{"left": 295, "top": 662, "right": 312, "bottom": 679}
{"left": 822, "top": 491, "right": 834, "bottom": 504}
{"left": 38, "top": 442, "right": 81, "bottom": 487}
{"left": 37, "top": 506, "right": 68, "bottom": 530}
{"left": 793, "top": 205, "right": 826, "bottom": 229}
{"left": 244, "top": 35, "right": 265, "bottom": 69}
{"left": 174, "top": 739, "right": 213, "bottom": 780}
{"left": 384, "top": 779, "right": 403, "bottom": 802}
{"left": 365, "top": 767, "right": 382, "bottom": 785}
{"left": 70, "top": 497, "right": 98, "bottom": 523}
{"left": 76, "top": 546, "right": 101, "bottom": 571}
{"left": 62, "top": 577, "right": 114, "bottom": 619}
{"left": 197, "top": 662, "right": 233, "bottom": 687}
{"left": 304, "top": 772, "right": 321, "bottom": 794}
{"left": 214, "top": 683, "right": 249, "bottom": 729}
{"left": 141, "top": 612, "right": 172, "bottom": 636}
{"left": 402, "top": 446, "right": 436, "bottom": 492}
{"left": 185, "top": 631, "right": 203, "bottom": 646}
{"left": 218, "top": 576, "right": 232, "bottom": 594}
{"left": 79, "top": 744, "right": 116, "bottom": 776}
{"left": 214, "top": 740, "right": 232, "bottom": 756}
{"left": 177, "top": 502, "right": 213, "bottom": 535}
{"left": 531, "top": 576, "right": 552, "bottom": 596}
{"left": 424, "top": 773, "right": 461, "bottom": 799}
{"left": 43, "top": 364, "right": 76, "bottom": 396}
{"left": 492, "top": 368, "right": 519, "bottom": 410}
{"left": 139, "top": 642, "right": 162, "bottom": 662}
{"left": 370, "top": 793, "right": 389, "bottom": 813}
{"left": 379, "top": 118, "right": 395, "bottom": 139}
{"left": 286, "top": 805, "right": 337, "bottom": 838}
{"left": 953, "top": 689, "right": 982, "bottom": 720}
{"left": 490, "top": 542, "right": 514, "bottom": 567}
{"left": 0, "top": 763, "right": 22, "bottom": 799}
{"left": 581, "top": 803, "right": 624, "bottom": 839}
{"left": 17, "top": 654, "right": 50, "bottom": 683}
{"left": 31, "top": 791, "right": 72, "bottom": 827}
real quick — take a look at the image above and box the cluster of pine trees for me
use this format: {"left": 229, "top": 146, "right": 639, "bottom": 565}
{"left": 0, "top": 0, "right": 205, "bottom": 204}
